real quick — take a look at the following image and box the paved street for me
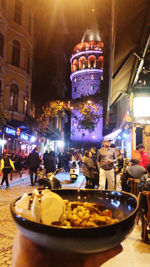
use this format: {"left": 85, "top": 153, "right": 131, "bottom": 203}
{"left": 0, "top": 171, "right": 85, "bottom": 266}
{"left": 0, "top": 172, "right": 150, "bottom": 267}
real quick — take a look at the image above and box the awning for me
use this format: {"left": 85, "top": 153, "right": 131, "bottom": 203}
{"left": 104, "top": 128, "right": 122, "bottom": 140}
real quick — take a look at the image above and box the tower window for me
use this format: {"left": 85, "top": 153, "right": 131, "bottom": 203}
{"left": 12, "top": 40, "right": 21, "bottom": 67}
{"left": 91, "top": 75, "right": 94, "bottom": 80}
{"left": 0, "top": 32, "right": 4, "bottom": 58}
{"left": 91, "top": 85, "right": 94, "bottom": 90}
{"left": 74, "top": 87, "right": 77, "bottom": 92}
{"left": 14, "top": 0, "right": 23, "bottom": 25}
{"left": 74, "top": 78, "right": 77, "bottom": 82}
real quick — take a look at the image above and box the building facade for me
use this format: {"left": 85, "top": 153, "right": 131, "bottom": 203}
{"left": 70, "top": 26, "right": 103, "bottom": 144}
{"left": 0, "top": 0, "right": 34, "bottom": 121}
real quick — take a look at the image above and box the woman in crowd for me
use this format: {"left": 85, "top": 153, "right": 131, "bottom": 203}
{"left": 0, "top": 152, "right": 15, "bottom": 189}
{"left": 44, "top": 151, "right": 56, "bottom": 175}
{"left": 115, "top": 149, "right": 124, "bottom": 191}
{"left": 83, "top": 150, "right": 96, "bottom": 189}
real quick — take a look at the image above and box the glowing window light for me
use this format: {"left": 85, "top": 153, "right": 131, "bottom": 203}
{"left": 133, "top": 97, "right": 150, "bottom": 117}
{"left": 0, "top": 139, "right": 7, "bottom": 145}
{"left": 57, "top": 141, "right": 64, "bottom": 147}
{"left": 31, "top": 136, "right": 36, "bottom": 142}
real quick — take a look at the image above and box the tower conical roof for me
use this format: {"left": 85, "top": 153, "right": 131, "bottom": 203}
{"left": 81, "top": 23, "right": 102, "bottom": 42}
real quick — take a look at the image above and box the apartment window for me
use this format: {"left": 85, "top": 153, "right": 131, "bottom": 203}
{"left": 0, "top": 32, "right": 4, "bottom": 57}
{"left": 74, "top": 87, "right": 77, "bottom": 92}
{"left": 23, "top": 97, "right": 28, "bottom": 114}
{"left": 12, "top": 40, "right": 21, "bottom": 67}
{"left": 91, "top": 85, "right": 94, "bottom": 90}
{"left": 14, "top": 0, "right": 23, "bottom": 25}
{"left": 28, "top": 13, "right": 32, "bottom": 34}
{"left": 26, "top": 51, "right": 30, "bottom": 75}
{"left": 1, "top": 0, "right": 6, "bottom": 9}
{"left": 91, "top": 75, "right": 94, "bottom": 80}
{"left": 9, "top": 84, "right": 19, "bottom": 111}
{"left": 0, "top": 80, "right": 2, "bottom": 100}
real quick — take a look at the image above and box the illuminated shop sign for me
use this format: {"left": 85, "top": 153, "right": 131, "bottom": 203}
{"left": 20, "top": 133, "right": 29, "bottom": 141}
{"left": 4, "top": 127, "right": 31, "bottom": 142}
{"left": 5, "top": 127, "right": 16, "bottom": 136}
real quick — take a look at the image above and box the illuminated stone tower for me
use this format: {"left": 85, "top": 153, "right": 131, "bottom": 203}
{"left": 70, "top": 24, "right": 103, "bottom": 144}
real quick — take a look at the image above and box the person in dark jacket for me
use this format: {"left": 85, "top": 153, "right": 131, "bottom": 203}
{"left": 83, "top": 150, "right": 96, "bottom": 189}
{"left": 43, "top": 151, "right": 49, "bottom": 168}
{"left": 27, "top": 147, "right": 40, "bottom": 186}
{"left": 121, "top": 158, "right": 146, "bottom": 192}
{"left": 44, "top": 151, "right": 56, "bottom": 175}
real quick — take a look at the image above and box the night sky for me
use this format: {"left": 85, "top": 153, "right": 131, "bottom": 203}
{"left": 31, "top": 0, "right": 150, "bottom": 118}
{"left": 31, "top": 0, "right": 110, "bottom": 113}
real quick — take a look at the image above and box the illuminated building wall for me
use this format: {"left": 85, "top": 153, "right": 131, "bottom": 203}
{"left": 70, "top": 27, "right": 103, "bottom": 144}
{"left": 0, "top": 0, "right": 35, "bottom": 121}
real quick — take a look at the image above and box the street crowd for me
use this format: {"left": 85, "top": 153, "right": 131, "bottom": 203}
{"left": 0, "top": 140, "right": 150, "bottom": 242}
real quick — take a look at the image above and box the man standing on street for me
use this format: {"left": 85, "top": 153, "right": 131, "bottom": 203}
{"left": 97, "top": 140, "right": 117, "bottom": 190}
{"left": 137, "top": 144, "right": 149, "bottom": 171}
{"left": 27, "top": 147, "right": 40, "bottom": 186}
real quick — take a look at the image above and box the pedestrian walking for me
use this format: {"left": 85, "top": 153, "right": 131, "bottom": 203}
{"left": 137, "top": 144, "right": 149, "bottom": 171}
{"left": 43, "top": 150, "right": 49, "bottom": 168}
{"left": 27, "top": 147, "right": 40, "bottom": 186}
{"left": 97, "top": 140, "right": 117, "bottom": 190}
{"left": 44, "top": 151, "right": 56, "bottom": 175}
{"left": 83, "top": 150, "right": 96, "bottom": 188}
{"left": 115, "top": 149, "right": 124, "bottom": 191}
{"left": 0, "top": 152, "right": 15, "bottom": 188}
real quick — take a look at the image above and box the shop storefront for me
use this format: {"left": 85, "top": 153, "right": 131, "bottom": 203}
{"left": 2, "top": 126, "right": 36, "bottom": 156}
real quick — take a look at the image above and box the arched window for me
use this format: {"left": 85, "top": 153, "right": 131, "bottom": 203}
{"left": 88, "top": 55, "right": 96, "bottom": 68}
{"left": 98, "top": 56, "right": 103, "bottom": 68}
{"left": 14, "top": 0, "right": 23, "bottom": 25}
{"left": 1, "top": 0, "right": 6, "bottom": 9}
{"left": 72, "top": 59, "right": 78, "bottom": 72}
{"left": 0, "top": 32, "right": 4, "bottom": 57}
{"left": 79, "top": 56, "right": 86, "bottom": 70}
{"left": 12, "top": 40, "right": 21, "bottom": 67}
{"left": 9, "top": 84, "right": 19, "bottom": 111}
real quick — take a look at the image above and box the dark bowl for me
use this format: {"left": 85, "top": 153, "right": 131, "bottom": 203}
{"left": 10, "top": 189, "right": 138, "bottom": 253}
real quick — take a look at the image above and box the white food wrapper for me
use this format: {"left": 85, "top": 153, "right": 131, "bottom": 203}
{"left": 33, "top": 189, "right": 39, "bottom": 196}
{"left": 41, "top": 194, "right": 65, "bottom": 225}
{"left": 31, "top": 196, "right": 41, "bottom": 223}
{"left": 15, "top": 193, "right": 30, "bottom": 211}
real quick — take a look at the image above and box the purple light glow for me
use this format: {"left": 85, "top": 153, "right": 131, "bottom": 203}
{"left": 71, "top": 108, "right": 103, "bottom": 143}
{"left": 70, "top": 69, "right": 103, "bottom": 81}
